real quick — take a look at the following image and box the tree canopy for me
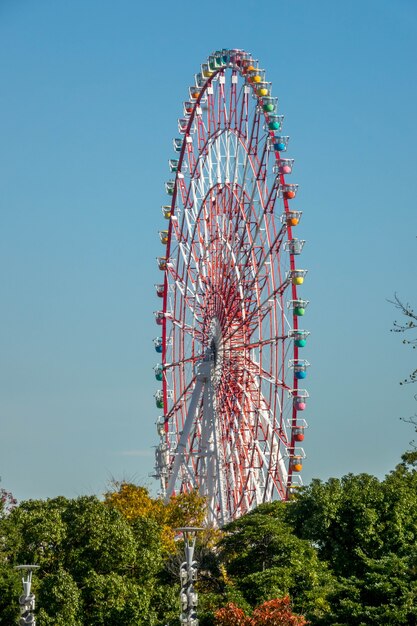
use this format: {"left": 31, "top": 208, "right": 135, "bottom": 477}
{"left": 1, "top": 459, "right": 417, "bottom": 625}
{"left": 0, "top": 493, "right": 176, "bottom": 625}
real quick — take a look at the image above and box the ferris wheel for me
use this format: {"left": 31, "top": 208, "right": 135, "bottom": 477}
{"left": 152, "top": 49, "right": 310, "bottom": 526}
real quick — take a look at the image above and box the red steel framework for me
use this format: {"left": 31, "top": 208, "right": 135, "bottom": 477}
{"left": 153, "top": 49, "right": 310, "bottom": 526}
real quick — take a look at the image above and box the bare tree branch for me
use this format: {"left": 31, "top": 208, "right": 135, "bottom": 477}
{"left": 389, "top": 293, "right": 417, "bottom": 384}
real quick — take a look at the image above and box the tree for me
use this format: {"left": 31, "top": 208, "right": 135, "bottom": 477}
{"left": 36, "top": 568, "right": 83, "bottom": 626}
{"left": 214, "top": 598, "right": 308, "bottom": 626}
{"left": 388, "top": 293, "right": 417, "bottom": 454}
{"left": 289, "top": 465, "right": 417, "bottom": 625}
{"left": 320, "top": 552, "right": 417, "bottom": 626}
{"left": 0, "top": 482, "right": 17, "bottom": 517}
{"left": 0, "top": 482, "right": 20, "bottom": 622}
{"left": 219, "top": 503, "right": 333, "bottom": 621}
{"left": 0, "top": 564, "right": 20, "bottom": 625}
{"left": 103, "top": 482, "right": 165, "bottom": 523}
{"left": 215, "top": 602, "right": 248, "bottom": 626}
{"left": 287, "top": 474, "right": 385, "bottom": 578}
{"left": 104, "top": 483, "right": 223, "bottom": 626}
{"left": 104, "top": 482, "right": 207, "bottom": 554}
{"left": 250, "top": 598, "right": 308, "bottom": 626}
{"left": 390, "top": 293, "right": 417, "bottom": 384}
{"left": 0, "top": 495, "right": 174, "bottom": 625}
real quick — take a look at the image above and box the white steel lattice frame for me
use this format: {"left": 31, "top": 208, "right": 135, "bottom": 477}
{"left": 153, "top": 49, "right": 309, "bottom": 526}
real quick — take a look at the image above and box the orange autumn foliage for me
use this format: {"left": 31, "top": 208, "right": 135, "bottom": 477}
{"left": 216, "top": 603, "right": 248, "bottom": 626}
{"left": 104, "top": 482, "right": 207, "bottom": 553}
{"left": 251, "top": 598, "right": 308, "bottom": 626}
{"left": 215, "top": 599, "right": 308, "bottom": 626}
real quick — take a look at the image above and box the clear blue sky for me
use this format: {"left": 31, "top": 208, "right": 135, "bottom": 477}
{"left": 1, "top": 0, "right": 416, "bottom": 502}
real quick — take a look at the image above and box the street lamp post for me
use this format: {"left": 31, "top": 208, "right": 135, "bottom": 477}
{"left": 14, "top": 565, "right": 39, "bottom": 626}
{"left": 176, "top": 527, "right": 204, "bottom": 626}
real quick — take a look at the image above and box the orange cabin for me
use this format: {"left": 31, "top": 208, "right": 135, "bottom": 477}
{"left": 285, "top": 211, "right": 302, "bottom": 227}
{"left": 291, "top": 458, "right": 303, "bottom": 472}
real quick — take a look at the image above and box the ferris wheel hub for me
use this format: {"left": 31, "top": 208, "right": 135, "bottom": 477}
{"left": 208, "top": 317, "right": 224, "bottom": 389}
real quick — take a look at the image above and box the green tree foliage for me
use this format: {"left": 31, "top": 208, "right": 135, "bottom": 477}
{"left": 0, "top": 563, "right": 21, "bottom": 624}
{"left": 0, "top": 482, "right": 20, "bottom": 623}
{"left": 289, "top": 465, "right": 417, "bottom": 625}
{"left": 36, "top": 568, "right": 83, "bottom": 626}
{"left": 201, "top": 461, "right": 417, "bottom": 626}
{"left": 218, "top": 503, "right": 333, "bottom": 622}
{"left": 0, "top": 494, "right": 177, "bottom": 625}
{"left": 2, "top": 465, "right": 417, "bottom": 625}
{"left": 322, "top": 552, "right": 417, "bottom": 626}
{"left": 288, "top": 474, "right": 384, "bottom": 577}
